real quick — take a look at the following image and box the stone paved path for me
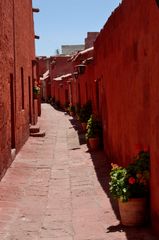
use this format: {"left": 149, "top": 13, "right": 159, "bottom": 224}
{"left": 0, "top": 104, "right": 157, "bottom": 240}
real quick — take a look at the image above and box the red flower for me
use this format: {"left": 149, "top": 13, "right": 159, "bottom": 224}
{"left": 128, "top": 177, "right": 136, "bottom": 184}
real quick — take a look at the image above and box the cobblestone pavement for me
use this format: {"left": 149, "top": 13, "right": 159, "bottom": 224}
{"left": 0, "top": 104, "right": 157, "bottom": 240}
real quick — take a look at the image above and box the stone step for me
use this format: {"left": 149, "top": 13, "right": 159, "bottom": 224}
{"left": 30, "top": 131, "right": 46, "bottom": 138}
{"left": 30, "top": 125, "right": 40, "bottom": 133}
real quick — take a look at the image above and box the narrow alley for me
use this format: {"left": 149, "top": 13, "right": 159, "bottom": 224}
{"left": 0, "top": 104, "right": 157, "bottom": 240}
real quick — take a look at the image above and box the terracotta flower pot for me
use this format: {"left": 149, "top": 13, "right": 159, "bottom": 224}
{"left": 88, "top": 137, "right": 99, "bottom": 151}
{"left": 118, "top": 198, "right": 147, "bottom": 226}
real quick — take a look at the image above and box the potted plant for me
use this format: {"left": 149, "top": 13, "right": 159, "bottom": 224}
{"left": 33, "top": 85, "right": 40, "bottom": 99}
{"left": 79, "top": 101, "right": 92, "bottom": 131}
{"left": 109, "top": 150, "right": 150, "bottom": 226}
{"left": 85, "top": 115, "right": 101, "bottom": 150}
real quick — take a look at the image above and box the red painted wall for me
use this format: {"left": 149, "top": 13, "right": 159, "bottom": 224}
{"left": 37, "top": 57, "right": 51, "bottom": 102}
{"left": 44, "top": 0, "right": 159, "bottom": 234}
{"left": 51, "top": 56, "right": 73, "bottom": 100}
{"left": 74, "top": 67, "right": 90, "bottom": 107}
{"left": 0, "top": 0, "right": 14, "bottom": 175}
{"left": 94, "top": 0, "right": 159, "bottom": 234}
{"left": 72, "top": 48, "right": 94, "bottom": 108}
{"left": 0, "top": 0, "right": 37, "bottom": 177}
{"left": 37, "top": 57, "right": 49, "bottom": 77}
{"left": 51, "top": 56, "right": 73, "bottom": 79}
{"left": 85, "top": 32, "right": 99, "bottom": 49}
{"left": 52, "top": 76, "right": 71, "bottom": 108}
{"left": 14, "top": 0, "right": 36, "bottom": 149}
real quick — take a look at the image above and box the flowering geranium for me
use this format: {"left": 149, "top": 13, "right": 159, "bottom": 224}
{"left": 109, "top": 150, "right": 150, "bottom": 202}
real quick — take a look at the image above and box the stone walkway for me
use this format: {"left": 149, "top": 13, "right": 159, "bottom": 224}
{"left": 0, "top": 104, "right": 157, "bottom": 240}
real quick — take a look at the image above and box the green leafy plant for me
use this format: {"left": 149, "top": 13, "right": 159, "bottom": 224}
{"left": 109, "top": 150, "right": 150, "bottom": 202}
{"left": 33, "top": 85, "right": 40, "bottom": 95}
{"left": 85, "top": 114, "right": 101, "bottom": 139}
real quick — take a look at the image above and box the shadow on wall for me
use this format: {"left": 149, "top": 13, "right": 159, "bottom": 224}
{"left": 68, "top": 116, "right": 156, "bottom": 240}
{"left": 88, "top": 146, "right": 156, "bottom": 239}
{"left": 68, "top": 116, "right": 120, "bottom": 218}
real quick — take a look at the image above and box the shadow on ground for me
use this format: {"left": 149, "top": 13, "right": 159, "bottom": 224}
{"left": 69, "top": 118, "right": 87, "bottom": 145}
{"left": 69, "top": 116, "right": 157, "bottom": 240}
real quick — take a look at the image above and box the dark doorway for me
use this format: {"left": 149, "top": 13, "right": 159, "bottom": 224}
{"left": 10, "top": 74, "right": 15, "bottom": 149}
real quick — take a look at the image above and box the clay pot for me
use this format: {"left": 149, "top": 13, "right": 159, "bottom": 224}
{"left": 118, "top": 198, "right": 147, "bottom": 226}
{"left": 88, "top": 137, "right": 99, "bottom": 151}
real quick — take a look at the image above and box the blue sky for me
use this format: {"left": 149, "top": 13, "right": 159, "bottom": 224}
{"left": 33, "top": 0, "right": 121, "bottom": 56}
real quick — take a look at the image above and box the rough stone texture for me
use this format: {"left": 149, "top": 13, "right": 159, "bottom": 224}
{"left": 0, "top": 0, "right": 37, "bottom": 176}
{"left": 0, "top": 103, "right": 157, "bottom": 240}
